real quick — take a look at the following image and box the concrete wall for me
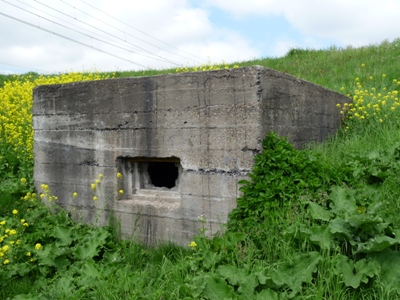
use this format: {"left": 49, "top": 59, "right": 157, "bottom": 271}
{"left": 33, "top": 66, "right": 349, "bottom": 245}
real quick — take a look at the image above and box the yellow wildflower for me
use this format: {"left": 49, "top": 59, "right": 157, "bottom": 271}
{"left": 188, "top": 241, "right": 197, "bottom": 248}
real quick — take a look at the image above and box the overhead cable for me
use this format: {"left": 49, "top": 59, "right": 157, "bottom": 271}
{"left": 77, "top": 0, "right": 207, "bottom": 64}
{"left": 32, "top": 0, "right": 182, "bottom": 65}
{"left": 0, "top": 11, "right": 149, "bottom": 68}
{"left": 2, "top": 0, "right": 180, "bottom": 66}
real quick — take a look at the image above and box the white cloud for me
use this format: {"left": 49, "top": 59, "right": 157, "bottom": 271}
{"left": 0, "top": 0, "right": 260, "bottom": 73}
{"left": 279, "top": 0, "right": 400, "bottom": 46}
{"left": 2, "top": 0, "right": 399, "bottom": 74}
{"left": 203, "top": 0, "right": 281, "bottom": 18}
{"left": 205, "top": 0, "right": 400, "bottom": 47}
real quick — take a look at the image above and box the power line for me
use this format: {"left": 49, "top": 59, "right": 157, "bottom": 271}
{"left": 2, "top": 0, "right": 180, "bottom": 66}
{"left": 77, "top": 0, "right": 207, "bottom": 64}
{"left": 0, "top": 11, "right": 149, "bottom": 68}
{"left": 0, "top": 62, "right": 49, "bottom": 74}
{"left": 31, "top": 0, "right": 183, "bottom": 65}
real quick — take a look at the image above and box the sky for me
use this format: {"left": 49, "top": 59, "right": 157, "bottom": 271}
{"left": 0, "top": 0, "right": 399, "bottom": 74}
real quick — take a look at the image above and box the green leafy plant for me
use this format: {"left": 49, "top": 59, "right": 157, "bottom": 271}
{"left": 227, "top": 131, "right": 333, "bottom": 251}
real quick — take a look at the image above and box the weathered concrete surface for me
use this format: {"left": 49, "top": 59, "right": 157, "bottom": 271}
{"left": 33, "top": 66, "right": 349, "bottom": 245}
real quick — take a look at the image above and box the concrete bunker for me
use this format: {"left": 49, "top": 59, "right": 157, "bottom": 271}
{"left": 33, "top": 66, "right": 350, "bottom": 245}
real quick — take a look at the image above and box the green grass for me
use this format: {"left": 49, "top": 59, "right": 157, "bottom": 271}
{"left": 2, "top": 39, "right": 400, "bottom": 299}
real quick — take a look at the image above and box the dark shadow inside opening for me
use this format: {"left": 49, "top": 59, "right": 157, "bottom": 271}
{"left": 147, "top": 162, "right": 178, "bottom": 188}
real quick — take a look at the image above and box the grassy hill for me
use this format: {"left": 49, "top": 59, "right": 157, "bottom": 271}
{"left": 1, "top": 39, "right": 400, "bottom": 299}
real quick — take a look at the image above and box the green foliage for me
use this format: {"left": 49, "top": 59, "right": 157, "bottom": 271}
{"left": 227, "top": 131, "right": 333, "bottom": 249}
{"left": 3, "top": 40, "right": 400, "bottom": 298}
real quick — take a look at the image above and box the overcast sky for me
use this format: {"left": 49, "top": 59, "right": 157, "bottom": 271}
{"left": 0, "top": 0, "right": 399, "bottom": 74}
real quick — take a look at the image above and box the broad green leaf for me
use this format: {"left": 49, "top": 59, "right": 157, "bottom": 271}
{"left": 309, "top": 225, "right": 333, "bottom": 249}
{"left": 73, "top": 229, "right": 110, "bottom": 260}
{"left": 271, "top": 252, "right": 321, "bottom": 297}
{"left": 347, "top": 214, "right": 385, "bottom": 230}
{"left": 330, "top": 187, "right": 357, "bottom": 216}
{"left": 308, "top": 202, "right": 332, "bottom": 221}
{"left": 254, "top": 289, "right": 279, "bottom": 300}
{"left": 203, "top": 252, "right": 220, "bottom": 270}
{"left": 218, "top": 265, "right": 247, "bottom": 286}
{"left": 80, "top": 260, "right": 102, "bottom": 278}
{"left": 369, "top": 249, "right": 400, "bottom": 288}
{"left": 193, "top": 274, "right": 236, "bottom": 299}
{"left": 237, "top": 275, "right": 258, "bottom": 297}
{"left": 36, "top": 244, "right": 70, "bottom": 268}
{"left": 354, "top": 259, "right": 380, "bottom": 280}
{"left": 225, "top": 231, "right": 246, "bottom": 244}
{"left": 335, "top": 255, "right": 379, "bottom": 288}
{"left": 53, "top": 226, "right": 74, "bottom": 246}
{"left": 102, "top": 250, "right": 121, "bottom": 264}
{"left": 284, "top": 223, "right": 313, "bottom": 241}
{"left": 356, "top": 235, "right": 400, "bottom": 253}
{"left": 329, "top": 219, "right": 353, "bottom": 240}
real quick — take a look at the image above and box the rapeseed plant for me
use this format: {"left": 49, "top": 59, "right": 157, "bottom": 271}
{"left": 338, "top": 71, "right": 400, "bottom": 130}
{"left": 175, "top": 62, "right": 240, "bottom": 73}
{"left": 0, "top": 72, "right": 111, "bottom": 189}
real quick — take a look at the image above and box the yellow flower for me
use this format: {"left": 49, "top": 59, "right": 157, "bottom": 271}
{"left": 26, "top": 252, "right": 31, "bottom": 257}
{"left": 98, "top": 174, "right": 103, "bottom": 179}
{"left": 119, "top": 190, "right": 124, "bottom": 195}
{"left": 20, "top": 219, "right": 25, "bottom": 223}
{"left": 116, "top": 172, "right": 123, "bottom": 179}
{"left": 336, "top": 103, "right": 341, "bottom": 108}
{"left": 91, "top": 183, "right": 96, "bottom": 190}
{"left": 40, "top": 193, "right": 45, "bottom": 199}
{"left": 93, "top": 196, "right": 98, "bottom": 201}
{"left": 188, "top": 241, "right": 197, "bottom": 248}
{"left": 20, "top": 178, "right": 27, "bottom": 184}
{"left": 35, "top": 243, "right": 42, "bottom": 250}
{"left": 361, "top": 63, "right": 365, "bottom": 67}
{"left": 23, "top": 222, "right": 29, "bottom": 227}
{"left": 9, "top": 229, "right": 17, "bottom": 235}
{"left": 0, "top": 220, "right": 5, "bottom": 226}
{"left": 2, "top": 245, "right": 10, "bottom": 252}
{"left": 3, "top": 259, "right": 10, "bottom": 265}
{"left": 12, "top": 209, "right": 18, "bottom": 215}
{"left": 95, "top": 179, "right": 101, "bottom": 184}
{"left": 72, "top": 192, "right": 78, "bottom": 198}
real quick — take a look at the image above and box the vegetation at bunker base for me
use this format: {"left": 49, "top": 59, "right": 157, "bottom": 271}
{"left": 1, "top": 38, "right": 400, "bottom": 298}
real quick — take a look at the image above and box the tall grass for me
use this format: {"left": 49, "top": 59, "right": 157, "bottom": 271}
{"left": 1, "top": 39, "right": 400, "bottom": 299}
